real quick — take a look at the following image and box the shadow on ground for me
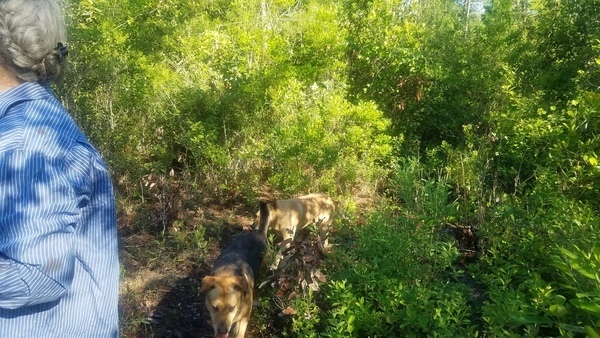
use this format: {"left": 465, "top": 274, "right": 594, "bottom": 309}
{"left": 118, "top": 193, "right": 261, "bottom": 337}
{"left": 143, "top": 273, "right": 213, "bottom": 338}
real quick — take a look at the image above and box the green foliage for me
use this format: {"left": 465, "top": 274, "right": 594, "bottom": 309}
{"left": 428, "top": 125, "right": 493, "bottom": 224}
{"left": 551, "top": 243, "right": 600, "bottom": 335}
{"left": 317, "top": 210, "right": 473, "bottom": 337}
{"left": 323, "top": 279, "right": 475, "bottom": 338}
{"left": 479, "top": 240, "right": 600, "bottom": 337}
{"left": 342, "top": 0, "right": 501, "bottom": 150}
{"left": 390, "top": 157, "right": 458, "bottom": 229}
{"left": 473, "top": 195, "right": 599, "bottom": 336}
{"left": 61, "top": 0, "right": 390, "bottom": 200}
{"left": 291, "top": 159, "right": 473, "bottom": 336}
{"left": 290, "top": 289, "right": 322, "bottom": 338}
{"left": 490, "top": 90, "right": 600, "bottom": 202}
{"left": 254, "top": 80, "right": 392, "bottom": 195}
{"left": 516, "top": 0, "right": 600, "bottom": 101}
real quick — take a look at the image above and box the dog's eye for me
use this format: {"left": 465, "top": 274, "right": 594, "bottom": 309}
{"left": 213, "top": 305, "right": 219, "bottom": 312}
{"left": 228, "top": 306, "right": 235, "bottom": 313}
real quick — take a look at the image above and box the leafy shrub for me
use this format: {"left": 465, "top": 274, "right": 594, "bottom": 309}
{"left": 476, "top": 194, "right": 600, "bottom": 336}
{"left": 253, "top": 80, "right": 392, "bottom": 195}
{"left": 322, "top": 278, "right": 475, "bottom": 338}
{"left": 289, "top": 159, "right": 472, "bottom": 336}
{"left": 550, "top": 241, "right": 600, "bottom": 336}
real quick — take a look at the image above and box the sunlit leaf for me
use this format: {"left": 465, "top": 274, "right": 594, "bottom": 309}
{"left": 584, "top": 326, "right": 600, "bottom": 338}
{"left": 511, "top": 314, "right": 553, "bottom": 325}
{"left": 549, "top": 304, "right": 567, "bottom": 317}
{"left": 570, "top": 299, "right": 600, "bottom": 316}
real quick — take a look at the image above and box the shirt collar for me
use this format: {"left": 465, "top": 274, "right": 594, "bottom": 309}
{"left": 0, "top": 82, "right": 51, "bottom": 119}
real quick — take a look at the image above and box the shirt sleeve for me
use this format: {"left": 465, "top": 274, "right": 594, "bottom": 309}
{"left": 0, "top": 148, "right": 82, "bottom": 309}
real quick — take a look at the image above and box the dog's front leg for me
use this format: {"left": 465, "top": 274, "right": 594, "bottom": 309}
{"left": 277, "top": 235, "right": 296, "bottom": 266}
{"left": 233, "top": 316, "right": 249, "bottom": 338}
{"left": 272, "top": 227, "right": 295, "bottom": 269}
{"left": 272, "top": 239, "right": 289, "bottom": 270}
{"left": 317, "top": 218, "right": 331, "bottom": 250}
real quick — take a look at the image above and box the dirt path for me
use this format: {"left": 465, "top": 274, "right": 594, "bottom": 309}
{"left": 119, "top": 200, "right": 259, "bottom": 338}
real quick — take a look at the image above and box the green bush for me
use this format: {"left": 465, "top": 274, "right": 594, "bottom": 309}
{"left": 289, "top": 158, "right": 472, "bottom": 336}
{"left": 251, "top": 79, "right": 392, "bottom": 195}
{"left": 475, "top": 194, "right": 599, "bottom": 336}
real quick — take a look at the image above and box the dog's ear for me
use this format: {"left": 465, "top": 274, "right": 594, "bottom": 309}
{"left": 232, "top": 276, "right": 250, "bottom": 294}
{"left": 258, "top": 197, "right": 273, "bottom": 206}
{"left": 271, "top": 198, "right": 278, "bottom": 210}
{"left": 258, "top": 198, "right": 271, "bottom": 217}
{"left": 259, "top": 197, "right": 277, "bottom": 208}
{"left": 257, "top": 198, "right": 272, "bottom": 235}
{"left": 200, "top": 276, "right": 215, "bottom": 293}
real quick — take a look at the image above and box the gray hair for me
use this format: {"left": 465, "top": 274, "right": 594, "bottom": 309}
{"left": 0, "top": 0, "right": 68, "bottom": 83}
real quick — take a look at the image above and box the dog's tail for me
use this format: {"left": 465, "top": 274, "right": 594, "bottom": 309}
{"left": 257, "top": 197, "right": 273, "bottom": 237}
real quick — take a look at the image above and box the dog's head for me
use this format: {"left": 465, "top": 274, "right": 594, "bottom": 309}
{"left": 200, "top": 275, "right": 249, "bottom": 338}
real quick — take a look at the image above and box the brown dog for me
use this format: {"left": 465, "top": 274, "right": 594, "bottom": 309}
{"left": 256, "top": 193, "right": 335, "bottom": 267}
{"left": 200, "top": 208, "right": 269, "bottom": 338}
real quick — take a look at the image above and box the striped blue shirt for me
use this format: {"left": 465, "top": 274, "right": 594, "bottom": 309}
{"left": 0, "top": 82, "right": 119, "bottom": 337}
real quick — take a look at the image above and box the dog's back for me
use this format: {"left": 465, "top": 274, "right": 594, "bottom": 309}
{"left": 213, "top": 203, "right": 269, "bottom": 277}
{"left": 297, "top": 193, "right": 335, "bottom": 224}
{"left": 266, "top": 193, "right": 335, "bottom": 231}
{"left": 212, "top": 228, "right": 267, "bottom": 279}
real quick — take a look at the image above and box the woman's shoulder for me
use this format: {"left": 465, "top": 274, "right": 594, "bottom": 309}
{"left": 10, "top": 83, "right": 85, "bottom": 159}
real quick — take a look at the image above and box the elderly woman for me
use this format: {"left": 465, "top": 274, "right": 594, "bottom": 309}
{"left": 0, "top": 1, "right": 119, "bottom": 337}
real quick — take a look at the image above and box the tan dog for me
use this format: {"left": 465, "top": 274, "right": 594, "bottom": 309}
{"left": 256, "top": 193, "right": 335, "bottom": 267}
{"left": 200, "top": 209, "right": 269, "bottom": 338}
